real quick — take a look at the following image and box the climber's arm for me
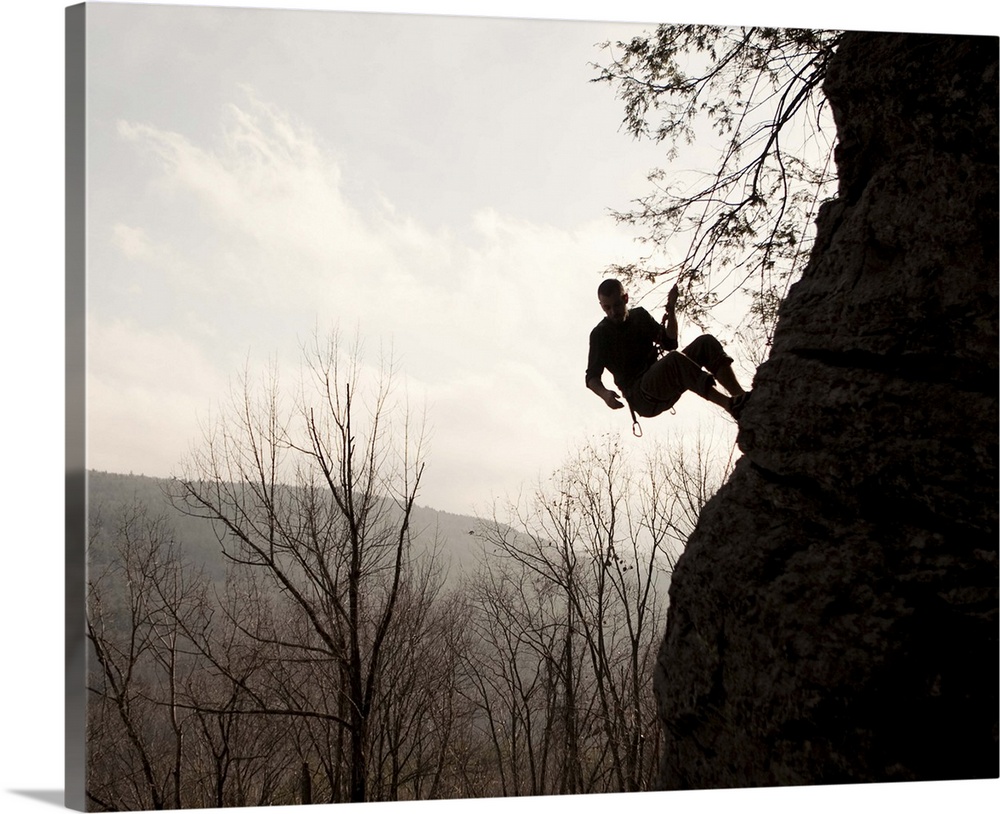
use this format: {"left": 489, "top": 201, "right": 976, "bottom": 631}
{"left": 661, "top": 284, "right": 679, "bottom": 348}
{"left": 587, "top": 376, "right": 625, "bottom": 410}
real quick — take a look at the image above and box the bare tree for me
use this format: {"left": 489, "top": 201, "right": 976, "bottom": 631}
{"left": 468, "top": 434, "right": 724, "bottom": 795}
{"left": 461, "top": 549, "right": 575, "bottom": 797}
{"left": 169, "top": 331, "right": 428, "bottom": 804}
{"left": 86, "top": 502, "right": 209, "bottom": 811}
{"left": 364, "top": 567, "right": 471, "bottom": 800}
{"left": 175, "top": 561, "right": 301, "bottom": 808}
{"left": 88, "top": 334, "right": 494, "bottom": 809}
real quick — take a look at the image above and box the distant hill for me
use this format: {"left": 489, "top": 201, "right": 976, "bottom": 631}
{"left": 87, "top": 470, "right": 488, "bottom": 585}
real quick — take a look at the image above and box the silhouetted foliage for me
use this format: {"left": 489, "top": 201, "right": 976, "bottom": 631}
{"left": 593, "top": 25, "right": 842, "bottom": 343}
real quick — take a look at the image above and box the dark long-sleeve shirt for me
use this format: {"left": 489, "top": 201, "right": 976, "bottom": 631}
{"left": 585, "top": 307, "right": 677, "bottom": 393}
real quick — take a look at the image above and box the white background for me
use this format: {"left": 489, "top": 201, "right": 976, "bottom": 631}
{"left": 1, "top": 2, "right": 997, "bottom": 813}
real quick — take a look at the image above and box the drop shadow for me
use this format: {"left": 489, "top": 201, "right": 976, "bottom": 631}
{"left": 8, "top": 790, "right": 65, "bottom": 808}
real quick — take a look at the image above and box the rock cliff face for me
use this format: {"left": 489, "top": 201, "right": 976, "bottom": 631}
{"left": 654, "top": 32, "right": 998, "bottom": 787}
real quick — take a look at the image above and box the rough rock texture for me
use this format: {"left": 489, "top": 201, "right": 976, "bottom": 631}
{"left": 654, "top": 32, "right": 998, "bottom": 788}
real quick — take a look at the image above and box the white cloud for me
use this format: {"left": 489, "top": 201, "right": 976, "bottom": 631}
{"left": 100, "top": 88, "right": 666, "bottom": 513}
{"left": 87, "top": 318, "right": 230, "bottom": 476}
{"left": 111, "top": 223, "right": 155, "bottom": 261}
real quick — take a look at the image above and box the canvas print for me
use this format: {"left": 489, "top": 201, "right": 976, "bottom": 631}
{"left": 66, "top": 2, "right": 998, "bottom": 812}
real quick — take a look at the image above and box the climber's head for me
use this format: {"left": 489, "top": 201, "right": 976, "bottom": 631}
{"left": 597, "top": 279, "right": 629, "bottom": 324}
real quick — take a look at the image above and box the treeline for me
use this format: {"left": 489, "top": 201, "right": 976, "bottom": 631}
{"left": 85, "top": 335, "right": 731, "bottom": 810}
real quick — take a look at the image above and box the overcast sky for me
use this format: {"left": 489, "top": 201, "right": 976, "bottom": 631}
{"left": 83, "top": 1, "right": 751, "bottom": 515}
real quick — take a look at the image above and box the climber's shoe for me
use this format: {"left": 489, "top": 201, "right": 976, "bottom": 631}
{"left": 728, "top": 391, "right": 752, "bottom": 420}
